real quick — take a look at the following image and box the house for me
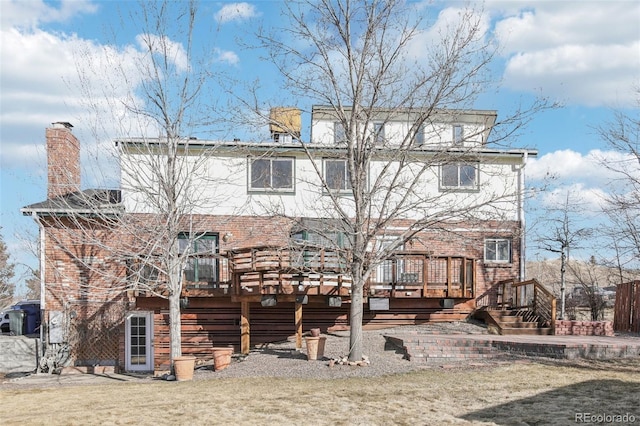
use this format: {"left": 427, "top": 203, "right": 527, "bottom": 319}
{"left": 22, "top": 107, "right": 536, "bottom": 373}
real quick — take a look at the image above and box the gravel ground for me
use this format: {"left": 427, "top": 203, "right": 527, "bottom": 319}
{"left": 193, "top": 320, "right": 490, "bottom": 381}
{"left": 1, "top": 321, "right": 496, "bottom": 388}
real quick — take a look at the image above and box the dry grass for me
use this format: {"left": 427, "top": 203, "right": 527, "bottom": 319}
{"left": 2, "top": 359, "right": 640, "bottom": 425}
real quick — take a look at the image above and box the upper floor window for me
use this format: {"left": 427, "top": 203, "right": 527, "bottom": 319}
{"left": 373, "top": 122, "right": 385, "bottom": 145}
{"left": 334, "top": 122, "right": 346, "bottom": 144}
{"left": 249, "top": 157, "right": 294, "bottom": 192}
{"left": 453, "top": 124, "right": 464, "bottom": 145}
{"left": 272, "top": 132, "right": 293, "bottom": 144}
{"left": 484, "top": 238, "right": 511, "bottom": 263}
{"left": 413, "top": 124, "right": 425, "bottom": 146}
{"left": 179, "top": 233, "right": 218, "bottom": 282}
{"left": 441, "top": 163, "right": 478, "bottom": 190}
{"left": 324, "top": 159, "right": 352, "bottom": 192}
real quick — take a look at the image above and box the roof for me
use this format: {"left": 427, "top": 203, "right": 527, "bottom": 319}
{"left": 115, "top": 138, "right": 537, "bottom": 158}
{"left": 21, "top": 189, "right": 122, "bottom": 216}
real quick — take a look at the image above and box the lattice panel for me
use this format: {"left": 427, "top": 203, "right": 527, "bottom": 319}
{"left": 67, "top": 301, "right": 127, "bottom": 364}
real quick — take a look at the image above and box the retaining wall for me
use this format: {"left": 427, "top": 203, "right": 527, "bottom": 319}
{"left": 554, "top": 320, "right": 614, "bottom": 336}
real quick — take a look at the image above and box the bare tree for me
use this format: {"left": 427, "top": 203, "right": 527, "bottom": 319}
{"left": 249, "top": 0, "right": 551, "bottom": 361}
{"left": 534, "top": 192, "right": 592, "bottom": 319}
{"left": 596, "top": 91, "right": 640, "bottom": 271}
{"left": 26, "top": 0, "right": 232, "bottom": 371}
{"left": 24, "top": 269, "right": 40, "bottom": 300}
{"left": 567, "top": 257, "right": 609, "bottom": 321}
{"left": 0, "top": 229, "right": 16, "bottom": 307}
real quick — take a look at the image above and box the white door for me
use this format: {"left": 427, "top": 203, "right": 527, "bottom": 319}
{"left": 125, "top": 312, "right": 153, "bottom": 371}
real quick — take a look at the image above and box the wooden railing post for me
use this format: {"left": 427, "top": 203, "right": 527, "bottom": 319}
{"left": 422, "top": 255, "right": 428, "bottom": 297}
{"left": 447, "top": 257, "right": 452, "bottom": 296}
{"left": 461, "top": 258, "right": 467, "bottom": 296}
{"left": 241, "top": 300, "right": 250, "bottom": 355}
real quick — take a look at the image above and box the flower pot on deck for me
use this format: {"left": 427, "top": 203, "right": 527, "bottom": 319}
{"left": 173, "top": 356, "right": 196, "bottom": 381}
{"left": 212, "top": 347, "right": 234, "bottom": 371}
{"left": 305, "top": 336, "right": 326, "bottom": 361}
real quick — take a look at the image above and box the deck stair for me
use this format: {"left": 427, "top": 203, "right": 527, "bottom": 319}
{"left": 475, "top": 308, "right": 553, "bottom": 335}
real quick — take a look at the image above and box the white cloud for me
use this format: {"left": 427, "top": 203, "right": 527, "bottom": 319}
{"left": 527, "top": 149, "right": 632, "bottom": 183}
{"left": 136, "top": 34, "right": 189, "bottom": 73}
{"left": 538, "top": 183, "right": 607, "bottom": 214}
{"left": 214, "top": 48, "right": 240, "bottom": 66}
{"left": 1, "top": 0, "right": 98, "bottom": 29}
{"left": 215, "top": 2, "right": 259, "bottom": 24}
{"left": 489, "top": 1, "right": 640, "bottom": 107}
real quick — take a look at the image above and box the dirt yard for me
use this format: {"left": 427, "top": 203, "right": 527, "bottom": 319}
{"left": 1, "top": 358, "right": 639, "bottom": 425}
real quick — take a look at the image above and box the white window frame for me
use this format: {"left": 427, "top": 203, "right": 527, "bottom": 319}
{"left": 324, "top": 159, "right": 352, "bottom": 192}
{"left": 125, "top": 311, "right": 153, "bottom": 372}
{"left": 453, "top": 124, "right": 464, "bottom": 145}
{"left": 484, "top": 238, "right": 512, "bottom": 263}
{"left": 373, "top": 122, "right": 385, "bottom": 145}
{"left": 440, "top": 163, "right": 479, "bottom": 190}
{"left": 413, "top": 123, "right": 425, "bottom": 146}
{"left": 334, "top": 122, "right": 346, "bottom": 144}
{"left": 248, "top": 157, "right": 295, "bottom": 192}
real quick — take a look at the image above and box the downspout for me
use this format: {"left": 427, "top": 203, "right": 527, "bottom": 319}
{"left": 34, "top": 213, "right": 46, "bottom": 370}
{"left": 518, "top": 152, "right": 528, "bottom": 282}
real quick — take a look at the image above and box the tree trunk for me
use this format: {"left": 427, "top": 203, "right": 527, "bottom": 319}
{"left": 349, "top": 278, "right": 364, "bottom": 362}
{"left": 169, "top": 290, "right": 182, "bottom": 371}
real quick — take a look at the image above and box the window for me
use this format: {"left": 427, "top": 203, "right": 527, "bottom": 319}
{"left": 334, "top": 122, "right": 346, "bottom": 144}
{"left": 273, "top": 133, "right": 293, "bottom": 144}
{"left": 179, "top": 233, "right": 218, "bottom": 282}
{"left": 414, "top": 124, "right": 425, "bottom": 145}
{"left": 485, "top": 238, "right": 511, "bottom": 263}
{"left": 441, "top": 163, "right": 478, "bottom": 189}
{"left": 249, "top": 157, "right": 294, "bottom": 191}
{"left": 453, "top": 124, "right": 463, "bottom": 145}
{"left": 324, "top": 159, "right": 352, "bottom": 191}
{"left": 374, "top": 122, "right": 385, "bottom": 145}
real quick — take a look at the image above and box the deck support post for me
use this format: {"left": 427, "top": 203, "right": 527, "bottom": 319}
{"left": 295, "top": 302, "right": 303, "bottom": 350}
{"left": 241, "top": 300, "right": 250, "bottom": 355}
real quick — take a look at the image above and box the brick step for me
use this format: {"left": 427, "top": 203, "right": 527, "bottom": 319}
{"left": 495, "top": 321, "right": 540, "bottom": 329}
{"left": 499, "top": 327, "right": 553, "bottom": 335}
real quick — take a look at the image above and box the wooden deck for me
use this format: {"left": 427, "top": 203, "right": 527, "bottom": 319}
{"left": 183, "top": 246, "right": 476, "bottom": 301}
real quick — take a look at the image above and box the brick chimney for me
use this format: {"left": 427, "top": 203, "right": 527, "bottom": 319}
{"left": 46, "top": 122, "right": 80, "bottom": 199}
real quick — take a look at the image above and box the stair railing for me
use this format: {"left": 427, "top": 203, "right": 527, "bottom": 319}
{"left": 512, "top": 279, "right": 557, "bottom": 330}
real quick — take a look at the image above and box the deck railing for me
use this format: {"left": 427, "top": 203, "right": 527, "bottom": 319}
{"left": 366, "top": 253, "right": 475, "bottom": 299}
{"left": 223, "top": 247, "right": 475, "bottom": 299}
{"left": 511, "top": 279, "right": 557, "bottom": 328}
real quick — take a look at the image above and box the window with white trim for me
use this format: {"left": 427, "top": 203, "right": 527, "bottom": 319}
{"left": 179, "top": 233, "right": 218, "bottom": 282}
{"left": 453, "top": 124, "right": 463, "bottom": 145}
{"left": 414, "top": 123, "right": 425, "bottom": 145}
{"left": 249, "top": 157, "right": 294, "bottom": 192}
{"left": 324, "top": 159, "right": 352, "bottom": 191}
{"left": 334, "top": 122, "right": 346, "bottom": 144}
{"left": 484, "top": 238, "right": 511, "bottom": 263}
{"left": 441, "top": 163, "right": 478, "bottom": 190}
{"left": 374, "top": 122, "right": 385, "bottom": 145}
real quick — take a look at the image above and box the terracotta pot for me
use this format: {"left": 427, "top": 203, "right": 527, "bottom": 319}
{"left": 173, "top": 356, "right": 196, "bottom": 381}
{"left": 310, "top": 328, "right": 321, "bottom": 337}
{"left": 212, "top": 347, "right": 234, "bottom": 371}
{"left": 305, "top": 336, "right": 326, "bottom": 360}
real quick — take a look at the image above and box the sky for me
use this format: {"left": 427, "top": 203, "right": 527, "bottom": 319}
{"left": 0, "top": 0, "right": 639, "bottom": 295}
